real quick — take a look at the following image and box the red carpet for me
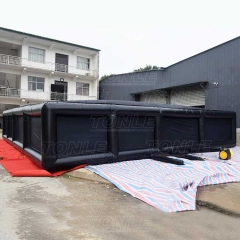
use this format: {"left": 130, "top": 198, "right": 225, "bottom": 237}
{"left": 0, "top": 139, "right": 86, "bottom": 177}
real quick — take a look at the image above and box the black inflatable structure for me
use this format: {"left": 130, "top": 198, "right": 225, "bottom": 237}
{"left": 2, "top": 101, "right": 236, "bottom": 172}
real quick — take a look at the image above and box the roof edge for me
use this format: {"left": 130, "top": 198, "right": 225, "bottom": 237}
{"left": 0, "top": 26, "right": 100, "bottom": 52}
{"left": 167, "top": 35, "right": 240, "bottom": 68}
{"left": 100, "top": 35, "right": 240, "bottom": 83}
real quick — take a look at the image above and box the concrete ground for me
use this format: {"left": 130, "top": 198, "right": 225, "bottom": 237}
{"left": 197, "top": 183, "right": 240, "bottom": 216}
{"left": 1, "top": 130, "right": 240, "bottom": 239}
{"left": 67, "top": 168, "right": 240, "bottom": 216}
{"left": 1, "top": 165, "right": 240, "bottom": 240}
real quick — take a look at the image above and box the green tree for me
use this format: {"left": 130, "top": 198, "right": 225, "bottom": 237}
{"left": 134, "top": 65, "right": 159, "bottom": 72}
{"left": 99, "top": 74, "right": 114, "bottom": 82}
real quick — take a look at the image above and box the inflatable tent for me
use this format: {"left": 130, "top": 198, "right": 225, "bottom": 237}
{"left": 3, "top": 101, "right": 236, "bottom": 172}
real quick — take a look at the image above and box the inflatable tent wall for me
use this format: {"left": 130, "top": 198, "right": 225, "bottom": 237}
{"left": 3, "top": 101, "right": 236, "bottom": 172}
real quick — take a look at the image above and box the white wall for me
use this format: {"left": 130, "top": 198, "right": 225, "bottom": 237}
{"left": 21, "top": 45, "right": 55, "bottom": 71}
{"left": 19, "top": 43, "right": 99, "bottom": 99}
{"left": 0, "top": 31, "right": 99, "bottom": 100}
{"left": 92, "top": 52, "right": 99, "bottom": 76}
{"left": 20, "top": 71, "right": 97, "bottom": 100}
{"left": 21, "top": 44, "right": 98, "bottom": 76}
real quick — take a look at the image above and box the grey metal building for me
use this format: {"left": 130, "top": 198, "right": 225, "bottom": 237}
{"left": 99, "top": 37, "right": 240, "bottom": 127}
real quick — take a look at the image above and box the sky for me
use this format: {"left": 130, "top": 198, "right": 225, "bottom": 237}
{"left": 0, "top": 0, "right": 240, "bottom": 77}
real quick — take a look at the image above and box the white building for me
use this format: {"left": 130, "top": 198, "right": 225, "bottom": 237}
{"left": 0, "top": 27, "right": 100, "bottom": 129}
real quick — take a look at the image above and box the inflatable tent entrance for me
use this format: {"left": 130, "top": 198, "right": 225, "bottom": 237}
{"left": 2, "top": 100, "right": 236, "bottom": 172}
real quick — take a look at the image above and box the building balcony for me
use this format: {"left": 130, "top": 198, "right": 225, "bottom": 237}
{"left": 0, "top": 54, "right": 21, "bottom": 66}
{"left": 0, "top": 53, "right": 98, "bottom": 79}
{"left": 0, "top": 87, "right": 97, "bottom": 103}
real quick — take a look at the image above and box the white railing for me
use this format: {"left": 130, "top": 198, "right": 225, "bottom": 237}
{"left": 55, "top": 63, "right": 68, "bottom": 73}
{"left": 21, "top": 89, "right": 50, "bottom": 100}
{"left": 0, "top": 54, "right": 21, "bottom": 65}
{"left": 0, "top": 53, "right": 97, "bottom": 77}
{"left": 0, "top": 88, "right": 97, "bottom": 101}
{"left": 0, "top": 88, "right": 20, "bottom": 98}
{"left": 62, "top": 93, "right": 97, "bottom": 101}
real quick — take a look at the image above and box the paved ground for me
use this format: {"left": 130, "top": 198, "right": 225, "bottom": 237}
{"left": 1, "top": 165, "right": 240, "bottom": 240}
{"left": 197, "top": 183, "right": 240, "bottom": 215}
{"left": 67, "top": 168, "right": 240, "bottom": 216}
{"left": 1, "top": 131, "right": 240, "bottom": 239}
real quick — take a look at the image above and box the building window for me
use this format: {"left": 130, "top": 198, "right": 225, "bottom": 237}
{"left": 28, "top": 76, "right": 45, "bottom": 91}
{"left": 77, "top": 57, "right": 90, "bottom": 70}
{"left": 28, "top": 47, "right": 45, "bottom": 63}
{"left": 76, "top": 82, "right": 89, "bottom": 96}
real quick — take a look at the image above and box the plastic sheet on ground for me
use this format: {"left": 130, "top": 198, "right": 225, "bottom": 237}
{"left": 86, "top": 147, "right": 240, "bottom": 212}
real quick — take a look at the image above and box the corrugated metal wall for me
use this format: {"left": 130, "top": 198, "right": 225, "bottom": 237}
{"left": 99, "top": 37, "right": 240, "bottom": 126}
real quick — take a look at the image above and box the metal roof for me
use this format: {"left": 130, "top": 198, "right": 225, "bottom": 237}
{"left": 0, "top": 26, "right": 100, "bottom": 52}
{"left": 100, "top": 35, "right": 240, "bottom": 82}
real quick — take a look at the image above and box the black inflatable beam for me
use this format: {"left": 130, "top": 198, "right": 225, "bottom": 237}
{"left": 151, "top": 154, "right": 185, "bottom": 165}
{"left": 179, "top": 154, "right": 206, "bottom": 161}
{"left": 2, "top": 100, "right": 236, "bottom": 172}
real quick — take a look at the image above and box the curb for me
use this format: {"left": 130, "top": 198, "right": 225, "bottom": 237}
{"left": 197, "top": 200, "right": 240, "bottom": 218}
{"left": 65, "top": 168, "right": 113, "bottom": 185}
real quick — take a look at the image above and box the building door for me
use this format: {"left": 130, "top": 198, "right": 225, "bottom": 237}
{"left": 55, "top": 53, "right": 68, "bottom": 72}
{"left": 170, "top": 84, "right": 206, "bottom": 107}
{"left": 139, "top": 90, "right": 167, "bottom": 104}
{"left": 51, "top": 81, "right": 68, "bottom": 101}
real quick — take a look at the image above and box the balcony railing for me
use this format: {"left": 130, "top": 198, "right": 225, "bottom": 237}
{"left": 0, "top": 53, "right": 98, "bottom": 77}
{"left": 0, "top": 88, "right": 97, "bottom": 101}
{"left": 55, "top": 63, "right": 68, "bottom": 73}
{"left": 0, "top": 54, "right": 21, "bottom": 65}
{"left": 0, "top": 88, "right": 20, "bottom": 97}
